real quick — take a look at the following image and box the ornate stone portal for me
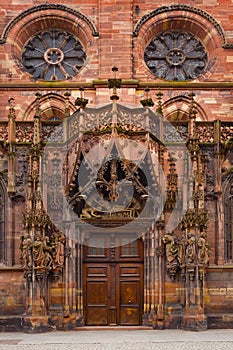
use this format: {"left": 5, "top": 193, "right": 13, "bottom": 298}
{"left": 5, "top": 81, "right": 213, "bottom": 331}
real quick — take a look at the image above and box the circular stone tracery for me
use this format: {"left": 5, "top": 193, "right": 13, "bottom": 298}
{"left": 144, "top": 31, "right": 208, "bottom": 81}
{"left": 44, "top": 48, "right": 64, "bottom": 65}
{"left": 22, "top": 29, "right": 86, "bottom": 81}
{"left": 166, "top": 49, "right": 185, "bottom": 66}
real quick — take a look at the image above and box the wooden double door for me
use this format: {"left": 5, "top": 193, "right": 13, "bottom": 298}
{"left": 83, "top": 235, "right": 144, "bottom": 326}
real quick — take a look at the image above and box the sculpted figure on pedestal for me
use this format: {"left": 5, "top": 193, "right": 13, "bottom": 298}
{"left": 197, "top": 231, "right": 210, "bottom": 267}
{"left": 162, "top": 232, "right": 179, "bottom": 280}
{"left": 20, "top": 233, "right": 32, "bottom": 269}
{"left": 32, "top": 233, "right": 46, "bottom": 269}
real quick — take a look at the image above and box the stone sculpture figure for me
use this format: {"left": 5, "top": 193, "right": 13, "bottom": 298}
{"left": 162, "top": 232, "right": 179, "bottom": 280}
{"left": 197, "top": 231, "right": 210, "bottom": 267}
{"left": 32, "top": 233, "right": 45, "bottom": 269}
{"left": 20, "top": 233, "right": 32, "bottom": 269}
{"left": 185, "top": 233, "right": 196, "bottom": 267}
{"left": 52, "top": 232, "right": 65, "bottom": 271}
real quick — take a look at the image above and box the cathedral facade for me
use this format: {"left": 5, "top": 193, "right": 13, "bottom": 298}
{"left": 0, "top": 1, "right": 232, "bottom": 332}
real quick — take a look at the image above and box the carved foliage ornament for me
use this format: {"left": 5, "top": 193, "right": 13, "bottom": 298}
{"left": 22, "top": 29, "right": 86, "bottom": 80}
{"left": 144, "top": 31, "right": 208, "bottom": 81}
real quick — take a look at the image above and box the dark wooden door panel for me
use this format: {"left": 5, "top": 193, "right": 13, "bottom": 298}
{"left": 83, "top": 264, "right": 109, "bottom": 325}
{"left": 118, "top": 264, "right": 142, "bottom": 325}
{"left": 86, "top": 308, "right": 108, "bottom": 325}
{"left": 87, "top": 281, "right": 108, "bottom": 305}
{"left": 120, "top": 281, "right": 140, "bottom": 305}
{"left": 120, "top": 307, "right": 140, "bottom": 325}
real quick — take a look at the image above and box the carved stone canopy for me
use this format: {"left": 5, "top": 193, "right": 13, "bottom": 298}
{"left": 62, "top": 103, "right": 171, "bottom": 229}
{"left": 66, "top": 126, "right": 161, "bottom": 228}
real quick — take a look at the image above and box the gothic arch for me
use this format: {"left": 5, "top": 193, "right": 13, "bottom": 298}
{"left": 162, "top": 96, "right": 207, "bottom": 122}
{"left": 21, "top": 93, "right": 76, "bottom": 121}
{"left": 133, "top": 5, "right": 225, "bottom": 80}
{"left": 133, "top": 5, "right": 227, "bottom": 47}
{"left": 0, "top": 4, "right": 99, "bottom": 45}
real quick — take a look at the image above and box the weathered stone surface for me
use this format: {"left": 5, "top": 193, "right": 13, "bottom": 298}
{"left": 0, "top": 0, "right": 232, "bottom": 332}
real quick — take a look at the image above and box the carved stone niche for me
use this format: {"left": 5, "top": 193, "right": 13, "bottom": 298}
{"left": 15, "top": 146, "right": 29, "bottom": 195}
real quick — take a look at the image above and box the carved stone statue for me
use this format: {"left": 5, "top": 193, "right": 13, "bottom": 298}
{"left": 162, "top": 232, "right": 179, "bottom": 280}
{"left": 20, "top": 233, "right": 32, "bottom": 269}
{"left": 32, "top": 233, "right": 46, "bottom": 269}
{"left": 44, "top": 236, "right": 53, "bottom": 270}
{"left": 52, "top": 232, "right": 65, "bottom": 271}
{"left": 178, "top": 233, "right": 186, "bottom": 276}
{"left": 185, "top": 233, "right": 196, "bottom": 274}
{"left": 197, "top": 231, "right": 210, "bottom": 267}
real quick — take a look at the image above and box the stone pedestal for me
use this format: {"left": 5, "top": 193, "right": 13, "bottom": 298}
{"left": 183, "top": 308, "right": 207, "bottom": 331}
{"left": 142, "top": 312, "right": 156, "bottom": 328}
{"left": 22, "top": 316, "right": 55, "bottom": 333}
{"left": 50, "top": 313, "right": 84, "bottom": 331}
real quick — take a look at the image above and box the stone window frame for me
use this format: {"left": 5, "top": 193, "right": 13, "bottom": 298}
{"left": 132, "top": 5, "right": 225, "bottom": 81}
{"left": 162, "top": 96, "right": 208, "bottom": 122}
{"left": 21, "top": 29, "right": 87, "bottom": 81}
{"left": 0, "top": 4, "right": 99, "bottom": 81}
{"left": 144, "top": 30, "right": 208, "bottom": 82}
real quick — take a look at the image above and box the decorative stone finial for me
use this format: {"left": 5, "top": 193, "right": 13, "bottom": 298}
{"left": 140, "top": 87, "right": 154, "bottom": 108}
{"left": 8, "top": 97, "right": 16, "bottom": 120}
{"left": 108, "top": 67, "right": 121, "bottom": 101}
{"left": 64, "top": 90, "right": 71, "bottom": 117}
{"left": 75, "top": 87, "right": 89, "bottom": 109}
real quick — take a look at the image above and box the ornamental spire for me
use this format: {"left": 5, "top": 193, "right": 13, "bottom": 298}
{"left": 108, "top": 66, "right": 121, "bottom": 101}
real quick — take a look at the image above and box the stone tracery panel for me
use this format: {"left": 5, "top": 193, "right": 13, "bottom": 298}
{"left": 0, "top": 123, "right": 8, "bottom": 143}
{"left": 221, "top": 123, "right": 233, "bottom": 142}
{"left": 133, "top": 5, "right": 224, "bottom": 81}
{"left": 2, "top": 4, "right": 98, "bottom": 82}
{"left": 144, "top": 31, "right": 208, "bottom": 81}
{"left": 163, "top": 122, "right": 188, "bottom": 142}
{"left": 22, "top": 29, "right": 86, "bottom": 81}
{"left": 15, "top": 123, "right": 34, "bottom": 143}
{"left": 196, "top": 123, "right": 214, "bottom": 143}
{"left": 42, "top": 123, "right": 63, "bottom": 143}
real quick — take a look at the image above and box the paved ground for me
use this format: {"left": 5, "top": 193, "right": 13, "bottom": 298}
{"left": 0, "top": 329, "right": 232, "bottom": 350}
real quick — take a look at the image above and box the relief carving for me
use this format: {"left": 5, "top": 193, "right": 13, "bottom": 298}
{"left": 163, "top": 230, "right": 210, "bottom": 281}
{"left": 162, "top": 232, "right": 179, "bottom": 280}
{"left": 20, "top": 230, "right": 65, "bottom": 276}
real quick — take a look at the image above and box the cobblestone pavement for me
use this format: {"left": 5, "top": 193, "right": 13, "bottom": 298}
{"left": 0, "top": 329, "right": 232, "bottom": 350}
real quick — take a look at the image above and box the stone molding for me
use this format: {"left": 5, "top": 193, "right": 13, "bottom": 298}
{"left": 133, "top": 4, "right": 230, "bottom": 48}
{"left": 0, "top": 4, "right": 99, "bottom": 45}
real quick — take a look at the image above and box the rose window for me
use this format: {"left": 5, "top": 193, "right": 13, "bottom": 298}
{"left": 22, "top": 30, "right": 86, "bottom": 80}
{"left": 144, "top": 31, "right": 208, "bottom": 81}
